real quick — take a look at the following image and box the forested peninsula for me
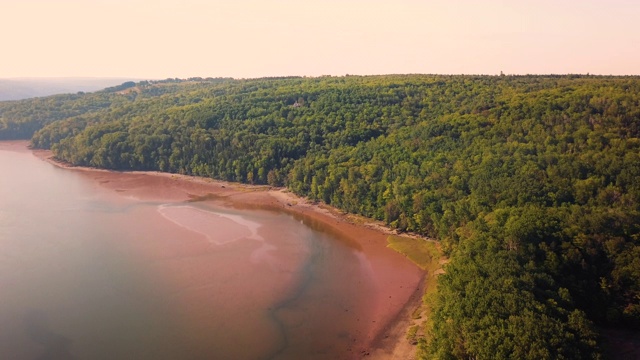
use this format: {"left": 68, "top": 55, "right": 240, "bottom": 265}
{"left": 1, "top": 75, "right": 638, "bottom": 359}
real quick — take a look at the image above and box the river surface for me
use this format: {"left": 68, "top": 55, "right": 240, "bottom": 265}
{"left": 0, "top": 144, "right": 417, "bottom": 359}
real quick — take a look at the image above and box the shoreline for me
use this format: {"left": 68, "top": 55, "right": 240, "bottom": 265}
{"left": 17, "top": 141, "right": 431, "bottom": 359}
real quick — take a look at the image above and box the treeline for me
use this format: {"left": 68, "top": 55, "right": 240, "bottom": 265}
{"left": 2, "top": 75, "right": 639, "bottom": 358}
{"left": 0, "top": 77, "right": 233, "bottom": 140}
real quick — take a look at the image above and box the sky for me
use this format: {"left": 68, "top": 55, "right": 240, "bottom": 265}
{"left": 1, "top": 0, "right": 639, "bottom": 79}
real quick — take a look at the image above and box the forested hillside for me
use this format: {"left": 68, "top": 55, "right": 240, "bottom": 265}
{"left": 1, "top": 75, "right": 638, "bottom": 358}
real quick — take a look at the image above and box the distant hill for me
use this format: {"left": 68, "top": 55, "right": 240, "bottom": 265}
{"left": 0, "top": 78, "right": 142, "bottom": 101}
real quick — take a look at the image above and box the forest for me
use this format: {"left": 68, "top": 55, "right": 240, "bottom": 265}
{"left": 1, "top": 75, "right": 638, "bottom": 359}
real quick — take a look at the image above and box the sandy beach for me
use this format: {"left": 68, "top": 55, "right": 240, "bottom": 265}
{"left": 5, "top": 140, "right": 429, "bottom": 359}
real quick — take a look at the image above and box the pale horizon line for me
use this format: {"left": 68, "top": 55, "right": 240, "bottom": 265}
{"left": 3, "top": 72, "right": 640, "bottom": 82}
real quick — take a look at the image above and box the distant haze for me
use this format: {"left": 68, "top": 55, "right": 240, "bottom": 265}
{"left": 1, "top": 0, "right": 639, "bottom": 78}
{"left": 0, "top": 78, "right": 139, "bottom": 101}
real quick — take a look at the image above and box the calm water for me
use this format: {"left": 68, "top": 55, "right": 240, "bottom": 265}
{"left": 0, "top": 146, "right": 381, "bottom": 359}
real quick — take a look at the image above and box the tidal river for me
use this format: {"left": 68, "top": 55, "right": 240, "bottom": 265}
{"left": 0, "top": 142, "right": 422, "bottom": 359}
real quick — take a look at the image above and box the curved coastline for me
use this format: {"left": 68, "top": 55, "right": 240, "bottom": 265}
{"left": 26, "top": 143, "right": 428, "bottom": 359}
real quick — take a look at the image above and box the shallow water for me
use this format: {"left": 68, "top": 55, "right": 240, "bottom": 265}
{"left": 0, "top": 146, "right": 385, "bottom": 359}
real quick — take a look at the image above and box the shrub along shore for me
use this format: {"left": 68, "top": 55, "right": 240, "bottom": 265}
{"left": 2, "top": 75, "right": 639, "bottom": 358}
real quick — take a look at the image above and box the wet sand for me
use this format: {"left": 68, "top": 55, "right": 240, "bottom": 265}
{"left": 22, "top": 142, "right": 426, "bottom": 359}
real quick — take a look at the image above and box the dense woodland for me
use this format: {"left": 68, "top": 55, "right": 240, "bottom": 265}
{"left": 1, "top": 75, "right": 639, "bottom": 359}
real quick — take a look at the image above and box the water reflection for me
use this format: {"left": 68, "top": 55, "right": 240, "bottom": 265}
{"left": 24, "top": 310, "right": 76, "bottom": 360}
{"left": 0, "top": 144, "right": 420, "bottom": 360}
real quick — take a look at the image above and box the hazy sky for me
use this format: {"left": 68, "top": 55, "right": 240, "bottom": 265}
{"left": 2, "top": 0, "right": 639, "bottom": 79}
